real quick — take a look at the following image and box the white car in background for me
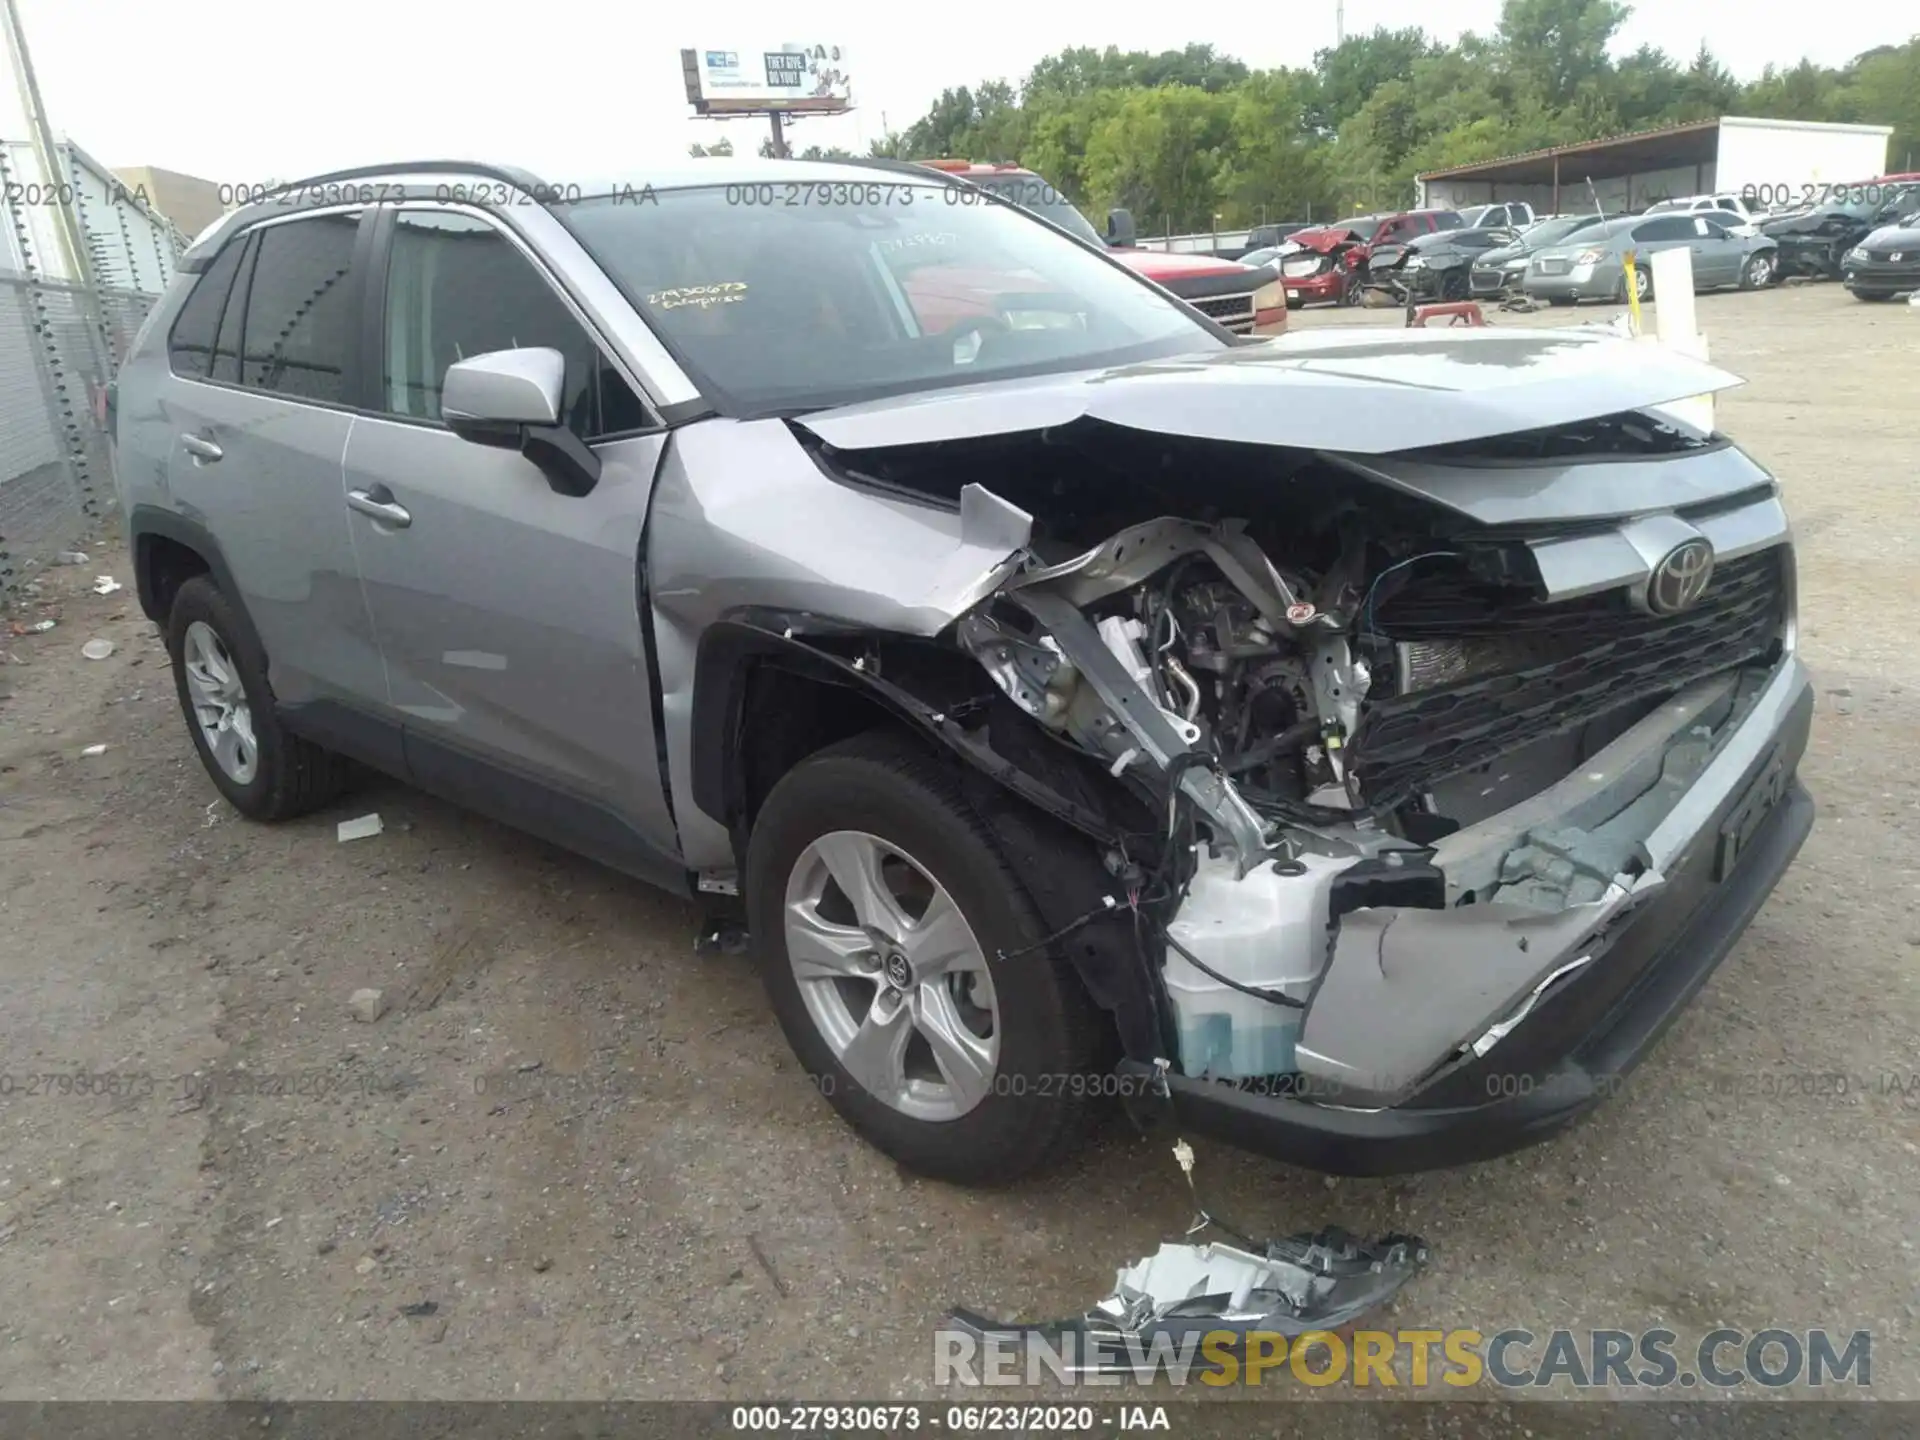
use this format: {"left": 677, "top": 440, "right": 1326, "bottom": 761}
{"left": 1644, "top": 193, "right": 1761, "bottom": 232}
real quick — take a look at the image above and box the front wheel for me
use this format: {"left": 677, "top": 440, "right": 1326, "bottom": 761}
{"left": 745, "top": 732, "right": 1100, "bottom": 1185}
{"left": 1851, "top": 289, "right": 1895, "bottom": 302}
{"left": 1739, "top": 252, "right": 1776, "bottom": 289}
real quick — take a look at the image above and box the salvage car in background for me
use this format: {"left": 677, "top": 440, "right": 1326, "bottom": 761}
{"left": 1276, "top": 209, "right": 1465, "bottom": 306}
{"left": 1525, "top": 213, "right": 1779, "bottom": 303}
{"left": 112, "top": 158, "right": 1814, "bottom": 1188}
{"left": 917, "top": 160, "right": 1286, "bottom": 335}
{"left": 1842, "top": 211, "right": 1920, "bottom": 300}
{"left": 1364, "top": 225, "right": 1518, "bottom": 302}
{"left": 1760, "top": 183, "right": 1920, "bottom": 279}
{"left": 1469, "top": 213, "right": 1615, "bottom": 296}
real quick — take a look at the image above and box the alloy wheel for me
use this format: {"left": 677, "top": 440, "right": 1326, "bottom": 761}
{"left": 783, "top": 830, "right": 1000, "bottom": 1121}
{"left": 1746, "top": 253, "right": 1774, "bottom": 286}
{"left": 182, "top": 620, "right": 258, "bottom": 784}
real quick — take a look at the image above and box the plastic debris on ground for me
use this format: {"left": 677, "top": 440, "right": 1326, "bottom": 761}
{"left": 948, "top": 1136, "right": 1428, "bottom": 1376}
{"left": 336, "top": 813, "right": 384, "bottom": 842}
{"left": 92, "top": 576, "right": 122, "bottom": 595}
{"left": 81, "top": 638, "right": 115, "bottom": 660}
{"left": 14, "top": 619, "right": 56, "bottom": 634}
{"left": 80, "top": 744, "right": 108, "bottom": 757}
{"left": 54, "top": 551, "right": 89, "bottom": 565}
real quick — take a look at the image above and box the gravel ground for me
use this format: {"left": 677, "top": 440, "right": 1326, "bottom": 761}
{"left": 1, "top": 281, "right": 1915, "bottom": 1412}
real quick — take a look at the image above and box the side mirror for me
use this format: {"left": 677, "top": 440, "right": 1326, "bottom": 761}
{"left": 442, "top": 347, "right": 600, "bottom": 498}
{"left": 1105, "top": 208, "right": 1136, "bottom": 247}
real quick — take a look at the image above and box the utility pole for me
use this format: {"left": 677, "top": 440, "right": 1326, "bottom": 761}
{"left": 767, "top": 111, "right": 789, "bottom": 159}
{"left": 1336, "top": 0, "right": 1345, "bottom": 45}
{"left": 1, "top": 0, "right": 92, "bottom": 289}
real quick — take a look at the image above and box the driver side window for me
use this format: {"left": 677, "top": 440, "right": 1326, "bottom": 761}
{"left": 380, "top": 209, "right": 652, "bottom": 438}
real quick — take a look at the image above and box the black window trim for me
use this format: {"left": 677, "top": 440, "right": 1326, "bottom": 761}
{"left": 162, "top": 204, "right": 377, "bottom": 419}
{"left": 367, "top": 198, "right": 664, "bottom": 443}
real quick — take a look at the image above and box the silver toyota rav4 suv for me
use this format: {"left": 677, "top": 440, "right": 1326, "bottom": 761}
{"left": 111, "top": 159, "right": 1814, "bottom": 1185}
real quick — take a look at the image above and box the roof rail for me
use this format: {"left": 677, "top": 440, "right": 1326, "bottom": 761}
{"left": 265, "top": 160, "right": 550, "bottom": 196}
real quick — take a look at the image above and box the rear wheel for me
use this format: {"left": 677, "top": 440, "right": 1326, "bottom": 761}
{"left": 745, "top": 732, "right": 1100, "bottom": 1185}
{"left": 166, "top": 576, "right": 349, "bottom": 820}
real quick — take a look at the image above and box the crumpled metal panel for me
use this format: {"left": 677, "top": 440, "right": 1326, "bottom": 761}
{"left": 794, "top": 328, "right": 1744, "bottom": 458}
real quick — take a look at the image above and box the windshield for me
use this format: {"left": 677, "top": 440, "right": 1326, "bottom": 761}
{"left": 561, "top": 184, "right": 1220, "bottom": 416}
{"left": 966, "top": 175, "right": 1106, "bottom": 247}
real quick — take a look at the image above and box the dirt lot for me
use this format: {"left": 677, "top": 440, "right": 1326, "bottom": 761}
{"left": 1, "top": 282, "right": 1916, "bottom": 1410}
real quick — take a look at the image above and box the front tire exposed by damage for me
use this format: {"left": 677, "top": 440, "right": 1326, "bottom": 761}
{"left": 745, "top": 730, "right": 1101, "bottom": 1186}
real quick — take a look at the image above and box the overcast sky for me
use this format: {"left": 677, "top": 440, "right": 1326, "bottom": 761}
{"left": 2, "top": 0, "right": 1911, "bottom": 186}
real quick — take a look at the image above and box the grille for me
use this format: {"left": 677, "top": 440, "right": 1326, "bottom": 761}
{"left": 1350, "top": 547, "right": 1786, "bottom": 807}
{"left": 1469, "top": 269, "right": 1508, "bottom": 293}
{"left": 1192, "top": 293, "right": 1254, "bottom": 321}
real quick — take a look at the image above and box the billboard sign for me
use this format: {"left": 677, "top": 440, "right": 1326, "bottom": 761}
{"left": 681, "top": 45, "right": 852, "bottom": 114}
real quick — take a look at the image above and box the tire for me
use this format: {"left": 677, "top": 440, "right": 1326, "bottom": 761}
{"left": 165, "top": 575, "right": 350, "bottom": 820}
{"left": 745, "top": 730, "right": 1100, "bottom": 1185}
{"left": 1546, "top": 296, "right": 1577, "bottom": 307}
{"left": 1440, "top": 268, "right": 1469, "bottom": 301}
{"left": 1851, "top": 289, "right": 1895, "bottom": 302}
{"left": 1627, "top": 266, "right": 1652, "bottom": 303}
{"left": 1285, "top": 296, "right": 1304, "bottom": 311}
{"left": 1739, "top": 252, "right": 1776, "bottom": 290}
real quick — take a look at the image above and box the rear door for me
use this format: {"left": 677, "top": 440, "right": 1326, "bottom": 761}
{"left": 339, "top": 202, "right": 681, "bottom": 883}
{"left": 160, "top": 208, "right": 391, "bottom": 724}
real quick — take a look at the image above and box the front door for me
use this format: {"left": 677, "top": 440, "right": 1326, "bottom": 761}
{"left": 1686, "top": 216, "right": 1740, "bottom": 285}
{"left": 339, "top": 204, "right": 681, "bottom": 884}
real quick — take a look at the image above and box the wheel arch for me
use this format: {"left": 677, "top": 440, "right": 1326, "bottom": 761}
{"left": 691, "top": 615, "right": 1176, "bottom": 1065}
{"left": 128, "top": 506, "right": 263, "bottom": 657}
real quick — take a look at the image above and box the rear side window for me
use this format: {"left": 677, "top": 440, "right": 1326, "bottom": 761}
{"left": 167, "top": 238, "right": 248, "bottom": 379}
{"left": 240, "top": 212, "right": 361, "bottom": 404}
{"left": 1633, "top": 216, "right": 1692, "bottom": 242}
{"left": 1431, "top": 211, "right": 1465, "bottom": 230}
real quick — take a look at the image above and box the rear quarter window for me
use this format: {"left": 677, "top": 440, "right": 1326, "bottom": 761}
{"left": 166, "top": 239, "right": 248, "bottom": 379}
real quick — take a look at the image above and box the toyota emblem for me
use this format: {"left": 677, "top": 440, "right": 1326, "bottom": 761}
{"left": 1646, "top": 539, "right": 1715, "bottom": 615}
{"left": 1891, "top": 252, "right": 1905, "bottom": 262}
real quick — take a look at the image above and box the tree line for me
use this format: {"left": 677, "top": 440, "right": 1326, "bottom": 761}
{"left": 693, "top": 2, "right": 1919, "bottom": 234}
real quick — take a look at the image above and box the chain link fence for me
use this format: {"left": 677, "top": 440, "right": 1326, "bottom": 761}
{"left": 0, "top": 138, "right": 181, "bottom": 599}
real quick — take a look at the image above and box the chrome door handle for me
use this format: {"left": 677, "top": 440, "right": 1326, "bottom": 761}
{"left": 181, "top": 433, "right": 222, "bottom": 463}
{"left": 347, "top": 488, "right": 411, "bottom": 528}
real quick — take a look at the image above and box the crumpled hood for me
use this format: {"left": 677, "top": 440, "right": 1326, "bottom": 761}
{"left": 1762, "top": 208, "right": 1857, "bottom": 236}
{"left": 794, "top": 329, "right": 1745, "bottom": 458}
{"left": 1284, "top": 228, "right": 1366, "bottom": 254}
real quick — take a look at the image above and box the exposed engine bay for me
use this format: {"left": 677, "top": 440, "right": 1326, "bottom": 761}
{"left": 792, "top": 404, "right": 1799, "bottom": 1106}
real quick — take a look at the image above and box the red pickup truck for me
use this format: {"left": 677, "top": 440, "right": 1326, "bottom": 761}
{"left": 917, "top": 161, "right": 1287, "bottom": 336}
